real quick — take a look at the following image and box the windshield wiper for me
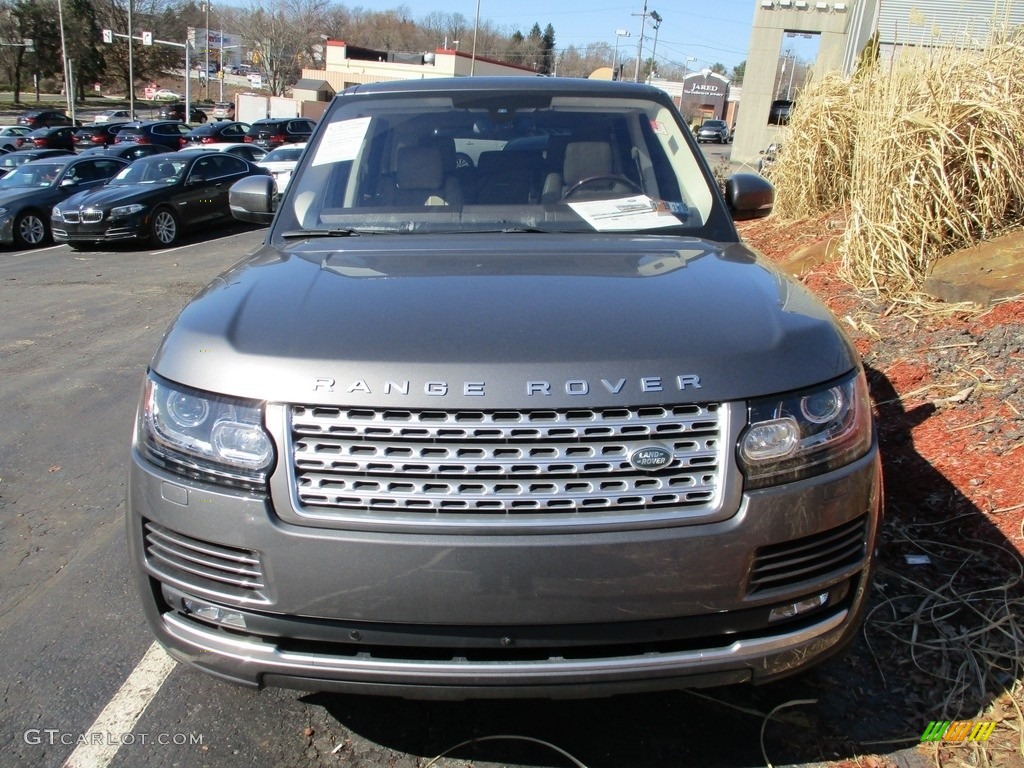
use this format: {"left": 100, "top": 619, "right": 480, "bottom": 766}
{"left": 281, "top": 228, "right": 362, "bottom": 238}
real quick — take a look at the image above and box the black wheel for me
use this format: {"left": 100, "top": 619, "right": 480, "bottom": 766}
{"left": 13, "top": 210, "right": 49, "bottom": 248}
{"left": 562, "top": 175, "right": 643, "bottom": 200}
{"left": 149, "top": 207, "right": 179, "bottom": 246}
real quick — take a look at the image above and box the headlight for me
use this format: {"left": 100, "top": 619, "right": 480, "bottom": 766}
{"left": 138, "top": 374, "right": 274, "bottom": 490}
{"left": 111, "top": 203, "right": 145, "bottom": 218}
{"left": 738, "top": 369, "right": 873, "bottom": 489}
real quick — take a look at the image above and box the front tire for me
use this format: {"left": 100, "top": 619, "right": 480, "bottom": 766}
{"left": 13, "top": 210, "right": 49, "bottom": 248}
{"left": 149, "top": 207, "right": 179, "bottom": 246}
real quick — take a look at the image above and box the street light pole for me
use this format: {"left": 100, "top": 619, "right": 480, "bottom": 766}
{"left": 648, "top": 11, "right": 661, "bottom": 82}
{"left": 128, "top": 0, "right": 135, "bottom": 117}
{"left": 470, "top": 0, "right": 480, "bottom": 75}
{"left": 57, "top": 0, "right": 71, "bottom": 114}
{"left": 204, "top": 2, "right": 211, "bottom": 100}
{"left": 612, "top": 29, "right": 629, "bottom": 81}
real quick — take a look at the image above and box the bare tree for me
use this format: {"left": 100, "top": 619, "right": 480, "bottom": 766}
{"left": 238, "top": 0, "right": 329, "bottom": 95}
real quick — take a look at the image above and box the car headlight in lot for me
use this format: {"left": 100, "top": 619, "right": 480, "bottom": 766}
{"left": 139, "top": 374, "right": 274, "bottom": 489}
{"left": 738, "top": 369, "right": 873, "bottom": 489}
{"left": 110, "top": 203, "right": 146, "bottom": 218}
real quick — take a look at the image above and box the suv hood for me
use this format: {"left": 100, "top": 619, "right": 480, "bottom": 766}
{"left": 152, "top": 234, "right": 859, "bottom": 407}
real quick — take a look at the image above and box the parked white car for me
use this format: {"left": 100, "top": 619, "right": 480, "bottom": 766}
{"left": 150, "top": 88, "right": 183, "bottom": 101}
{"left": 93, "top": 109, "right": 136, "bottom": 124}
{"left": 256, "top": 142, "right": 306, "bottom": 192}
{"left": 0, "top": 125, "right": 32, "bottom": 152}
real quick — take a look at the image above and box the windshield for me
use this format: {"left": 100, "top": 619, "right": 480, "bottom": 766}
{"left": 262, "top": 146, "right": 304, "bottom": 163}
{"left": 0, "top": 162, "right": 62, "bottom": 188}
{"left": 277, "top": 88, "right": 716, "bottom": 238}
{"left": 110, "top": 156, "right": 187, "bottom": 185}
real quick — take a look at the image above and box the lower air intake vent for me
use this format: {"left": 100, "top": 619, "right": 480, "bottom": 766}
{"left": 143, "top": 521, "right": 269, "bottom": 603}
{"left": 749, "top": 515, "right": 867, "bottom": 594}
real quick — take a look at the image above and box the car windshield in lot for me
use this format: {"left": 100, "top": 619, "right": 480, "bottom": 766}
{"left": 0, "top": 161, "right": 63, "bottom": 188}
{"left": 108, "top": 155, "right": 187, "bottom": 184}
{"left": 277, "top": 89, "right": 715, "bottom": 238}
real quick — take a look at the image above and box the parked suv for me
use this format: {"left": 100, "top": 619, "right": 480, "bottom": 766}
{"left": 243, "top": 117, "right": 315, "bottom": 149}
{"left": 157, "top": 102, "right": 208, "bottom": 124}
{"left": 696, "top": 119, "right": 731, "bottom": 143}
{"left": 18, "top": 109, "right": 74, "bottom": 129}
{"left": 129, "top": 77, "right": 882, "bottom": 699}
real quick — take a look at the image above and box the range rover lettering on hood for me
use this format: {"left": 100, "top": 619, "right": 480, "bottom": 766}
{"left": 313, "top": 375, "right": 703, "bottom": 396}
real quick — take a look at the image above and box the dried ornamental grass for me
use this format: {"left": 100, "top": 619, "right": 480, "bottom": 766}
{"left": 770, "top": 33, "right": 1024, "bottom": 296}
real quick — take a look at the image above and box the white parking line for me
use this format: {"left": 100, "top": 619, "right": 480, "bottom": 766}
{"left": 150, "top": 228, "right": 266, "bottom": 256}
{"left": 61, "top": 642, "right": 177, "bottom": 768}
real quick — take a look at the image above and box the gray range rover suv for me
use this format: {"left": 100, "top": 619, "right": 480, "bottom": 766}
{"left": 128, "top": 77, "right": 883, "bottom": 698}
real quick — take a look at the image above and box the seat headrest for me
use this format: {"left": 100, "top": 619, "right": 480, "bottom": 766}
{"left": 562, "top": 142, "right": 613, "bottom": 186}
{"left": 396, "top": 145, "right": 444, "bottom": 191}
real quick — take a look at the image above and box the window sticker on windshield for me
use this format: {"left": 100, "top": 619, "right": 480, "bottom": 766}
{"left": 312, "top": 116, "right": 372, "bottom": 166}
{"left": 649, "top": 119, "right": 669, "bottom": 136}
{"left": 568, "top": 195, "right": 687, "bottom": 231}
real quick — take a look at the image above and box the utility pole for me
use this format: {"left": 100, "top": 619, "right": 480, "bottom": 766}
{"left": 632, "top": 0, "right": 650, "bottom": 82}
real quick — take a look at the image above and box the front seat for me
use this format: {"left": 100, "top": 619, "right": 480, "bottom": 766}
{"left": 541, "top": 141, "right": 613, "bottom": 202}
{"left": 385, "top": 145, "right": 463, "bottom": 207}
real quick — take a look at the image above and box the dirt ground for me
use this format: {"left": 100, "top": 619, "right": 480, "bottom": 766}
{"left": 738, "top": 213, "right": 1024, "bottom": 768}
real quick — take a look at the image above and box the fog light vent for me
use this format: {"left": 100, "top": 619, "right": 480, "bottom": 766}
{"left": 768, "top": 593, "right": 828, "bottom": 622}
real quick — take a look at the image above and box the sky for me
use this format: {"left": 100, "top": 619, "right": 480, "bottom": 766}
{"left": 389, "top": 0, "right": 758, "bottom": 73}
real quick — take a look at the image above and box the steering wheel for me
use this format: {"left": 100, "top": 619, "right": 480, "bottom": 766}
{"left": 562, "top": 174, "right": 642, "bottom": 200}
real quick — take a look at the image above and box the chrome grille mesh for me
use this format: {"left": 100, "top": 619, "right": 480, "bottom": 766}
{"left": 290, "top": 404, "right": 722, "bottom": 514}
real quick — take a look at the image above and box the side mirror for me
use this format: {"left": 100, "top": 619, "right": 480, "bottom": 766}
{"left": 186, "top": 175, "right": 205, "bottom": 186}
{"left": 725, "top": 172, "right": 774, "bottom": 221}
{"left": 229, "top": 175, "right": 276, "bottom": 224}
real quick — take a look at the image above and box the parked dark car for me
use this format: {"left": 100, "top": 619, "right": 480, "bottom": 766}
{"left": 52, "top": 149, "right": 270, "bottom": 248}
{"left": 769, "top": 99, "right": 794, "bottom": 126}
{"left": 244, "top": 117, "right": 316, "bottom": 149}
{"left": 114, "top": 120, "right": 193, "bottom": 150}
{"left": 696, "top": 119, "right": 731, "bottom": 144}
{"left": 17, "top": 109, "right": 75, "bottom": 129}
{"left": 16, "top": 126, "right": 77, "bottom": 151}
{"left": 0, "top": 149, "right": 75, "bottom": 176}
{"left": 157, "top": 102, "right": 208, "bottom": 124}
{"left": 180, "top": 121, "right": 250, "bottom": 148}
{"left": 74, "top": 121, "right": 132, "bottom": 149}
{"left": 79, "top": 143, "right": 176, "bottom": 161}
{"left": 0, "top": 154, "right": 129, "bottom": 247}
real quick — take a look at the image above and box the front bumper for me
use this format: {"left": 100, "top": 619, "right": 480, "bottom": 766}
{"left": 52, "top": 214, "right": 147, "bottom": 243}
{"left": 128, "top": 442, "right": 882, "bottom": 698}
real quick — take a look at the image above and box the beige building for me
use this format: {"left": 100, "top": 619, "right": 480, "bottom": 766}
{"left": 298, "top": 41, "right": 537, "bottom": 95}
{"left": 734, "top": 0, "right": 1024, "bottom": 164}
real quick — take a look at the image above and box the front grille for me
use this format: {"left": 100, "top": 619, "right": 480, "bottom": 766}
{"left": 60, "top": 211, "right": 80, "bottom": 223}
{"left": 81, "top": 210, "right": 103, "bottom": 223}
{"left": 748, "top": 515, "right": 868, "bottom": 595}
{"left": 289, "top": 404, "right": 723, "bottom": 515}
{"left": 143, "top": 521, "right": 269, "bottom": 602}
